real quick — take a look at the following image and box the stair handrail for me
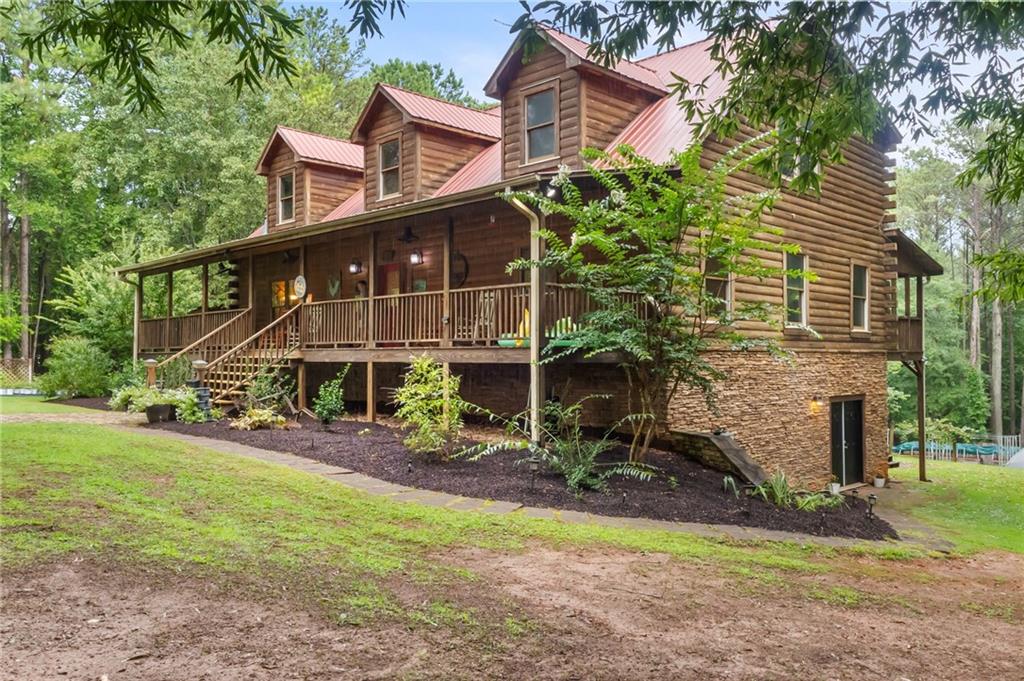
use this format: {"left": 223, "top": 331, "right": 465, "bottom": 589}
{"left": 156, "top": 308, "right": 252, "bottom": 370}
{"left": 204, "top": 303, "right": 303, "bottom": 374}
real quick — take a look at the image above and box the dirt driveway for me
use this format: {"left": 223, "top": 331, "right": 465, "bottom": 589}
{"left": 4, "top": 547, "right": 1021, "bottom": 680}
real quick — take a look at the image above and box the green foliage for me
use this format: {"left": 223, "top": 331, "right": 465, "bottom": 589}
{"left": 975, "top": 248, "right": 1024, "bottom": 303}
{"left": 244, "top": 366, "right": 296, "bottom": 413}
{"left": 0, "top": 292, "right": 24, "bottom": 344}
{"left": 795, "top": 493, "right": 845, "bottom": 512}
{"left": 230, "top": 407, "right": 287, "bottom": 431}
{"left": 392, "top": 356, "right": 470, "bottom": 460}
{"left": 722, "top": 475, "right": 740, "bottom": 499}
{"left": 109, "top": 359, "right": 146, "bottom": 392}
{"left": 37, "top": 335, "right": 111, "bottom": 398}
{"left": 108, "top": 384, "right": 154, "bottom": 412}
{"left": 506, "top": 142, "right": 798, "bottom": 461}
{"left": 895, "top": 417, "right": 976, "bottom": 446}
{"left": 157, "top": 355, "right": 194, "bottom": 389}
{"left": 751, "top": 471, "right": 798, "bottom": 508}
{"left": 463, "top": 396, "right": 655, "bottom": 496}
{"left": 46, "top": 253, "right": 135, "bottom": 364}
{"left": 313, "top": 364, "right": 350, "bottom": 426}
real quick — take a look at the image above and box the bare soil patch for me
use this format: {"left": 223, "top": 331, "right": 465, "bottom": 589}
{"left": 148, "top": 416, "right": 895, "bottom": 540}
{"left": 52, "top": 396, "right": 111, "bottom": 411}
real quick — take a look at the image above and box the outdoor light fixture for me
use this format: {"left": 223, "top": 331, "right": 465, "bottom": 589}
{"left": 349, "top": 258, "right": 362, "bottom": 274}
{"left": 867, "top": 493, "right": 877, "bottom": 518}
{"left": 398, "top": 225, "right": 419, "bottom": 243}
{"left": 410, "top": 248, "right": 423, "bottom": 266}
{"left": 545, "top": 184, "right": 559, "bottom": 199}
{"left": 529, "top": 456, "right": 540, "bottom": 490}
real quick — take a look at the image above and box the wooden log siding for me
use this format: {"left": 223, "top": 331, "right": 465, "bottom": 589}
{"left": 580, "top": 73, "right": 658, "bottom": 151}
{"left": 502, "top": 43, "right": 581, "bottom": 177}
{"left": 306, "top": 165, "right": 362, "bottom": 223}
{"left": 699, "top": 125, "right": 895, "bottom": 351}
{"left": 265, "top": 145, "right": 304, "bottom": 234}
{"left": 363, "top": 101, "right": 414, "bottom": 210}
{"left": 416, "top": 128, "right": 491, "bottom": 199}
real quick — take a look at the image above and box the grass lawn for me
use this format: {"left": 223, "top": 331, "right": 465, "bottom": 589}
{"left": 891, "top": 455, "right": 1024, "bottom": 554}
{"left": 4, "top": 424, "right": 1022, "bottom": 678}
{"left": 0, "top": 396, "right": 91, "bottom": 415}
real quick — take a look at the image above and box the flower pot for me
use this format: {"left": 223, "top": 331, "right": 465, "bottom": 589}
{"left": 828, "top": 482, "right": 842, "bottom": 496}
{"left": 145, "top": 404, "right": 176, "bottom": 423}
{"left": 873, "top": 476, "right": 886, "bottom": 488}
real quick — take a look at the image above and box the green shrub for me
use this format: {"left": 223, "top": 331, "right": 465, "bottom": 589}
{"left": 392, "top": 356, "right": 470, "bottom": 459}
{"left": 751, "top": 471, "right": 798, "bottom": 507}
{"left": 245, "top": 366, "right": 296, "bottom": 413}
{"left": 109, "top": 359, "right": 146, "bottom": 392}
{"left": 157, "top": 355, "right": 193, "bottom": 389}
{"left": 795, "top": 492, "right": 845, "bottom": 512}
{"left": 463, "top": 396, "right": 655, "bottom": 496}
{"left": 109, "top": 384, "right": 206, "bottom": 422}
{"left": 230, "top": 407, "right": 287, "bottom": 431}
{"left": 313, "top": 364, "right": 350, "bottom": 426}
{"left": 109, "top": 384, "right": 155, "bottom": 411}
{"left": 37, "top": 335, "right": 112, "bottom": 398}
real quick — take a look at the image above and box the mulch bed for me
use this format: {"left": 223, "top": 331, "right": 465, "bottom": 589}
{"left": 148, "top": 416, "right": 896, "bottom": 540}
{"left": 53, "top": 397, "right": 112, "bottom": 411}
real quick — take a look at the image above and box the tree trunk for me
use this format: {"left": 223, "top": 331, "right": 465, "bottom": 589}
{"left": 1010, "top": 310, "right": 1017, "bottom": 435}
{"left": 18, "top": 174, "right": 30, "bottom": 363}
{"left": 990, "top": 297, "right": 1003, "bottom": 438}
{"left": 0, "top": 195, "right": 11, "bottom": 360}
{"left": 968, "top": 193, "right": 983, "bottom": 369}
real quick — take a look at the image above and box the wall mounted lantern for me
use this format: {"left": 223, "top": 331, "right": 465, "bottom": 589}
{"left": 349, "top": 258, "right": 363, "bottom": 274}
{"left": 409, "top": 248, "right": 423, "bottom": 266}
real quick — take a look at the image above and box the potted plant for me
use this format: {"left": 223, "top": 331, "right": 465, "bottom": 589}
{"left": 873, "top": 474, "right": 886, "bottom": 488}
{"left": 827, "top": 475, "right": 842, "bottom": 496}
{"left": 133, "top": 387, "right": 178, "bottom": 423}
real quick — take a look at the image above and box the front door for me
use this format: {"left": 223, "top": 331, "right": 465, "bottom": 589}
{"left": 830, "top": 399, "right": 864, "bottom": 486}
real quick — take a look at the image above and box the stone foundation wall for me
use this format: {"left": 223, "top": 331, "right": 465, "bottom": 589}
{"left": 301, "top": 350, "right": 889, "bottom": 489}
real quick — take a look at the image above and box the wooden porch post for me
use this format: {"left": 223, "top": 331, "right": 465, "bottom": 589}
{"left": 201, "top": 262, "right": 209, "bottom": 333}
{"left": 133, "top": 274, "right": 142, "bottom": 365}
{"left": 247, "top": 254, "right": 254, "bottom": 313}
{"left": 528, "top": 218, "right": 546, "bottom": 445}
{"left": 916, "top": 358, "right": 927, "bottom": 482}
{"left": 366, "top": 231, "right": 377, "bottom": 422}
{"left": 297, "top": 361, "right": 307, "bottom": 411}
{"left": 442, "top": 217, "right": 452, "bottom": 348}
{"left": 164, "top": 271, "right": 173, "bottom": 351}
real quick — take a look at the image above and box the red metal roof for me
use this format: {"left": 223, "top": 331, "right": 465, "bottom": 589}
{"left": 322, "top": 189, "right": 365, "bottom": 221}
{"left": 277, "top": 126, "right": 364, "bottom": 169}
{"left": 539, "top": 26, "right": 667, "bottom": 93}
{"left": 435, "top": 142, "right": 502, "bottom": 197}
{"left": 366, "top": 84, "right": 502, "bottom": 140}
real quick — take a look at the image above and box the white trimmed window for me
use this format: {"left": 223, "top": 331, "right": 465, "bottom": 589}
{"left": 278, "top": 172, "right": 294, "bottom": 223}
{"left": 379, "top": 138, "right": 401, "bottom": 198}
{"left": 785, "top": 252, "right": 808, "bottom": 326}
{"left": 851, "top": 264, "right": 869, "bottom": 331}
{"left": 703, "top": 255, "right": 731, "bottom": 318}
{"left": 525, "top": 88, "right": 556, "bottom": 161}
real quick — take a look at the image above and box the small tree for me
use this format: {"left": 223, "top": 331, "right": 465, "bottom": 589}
{"left": 392, "top": 356, "right": 471, "bottom": 460}
{"left": 37, "top": 335, "right": 112, "bottom": 398}
{"left": 507, "top": 142, "right": 803, "bottom": 461}
{"left": 313, "top": 364, "right": 351, "bottom": 428}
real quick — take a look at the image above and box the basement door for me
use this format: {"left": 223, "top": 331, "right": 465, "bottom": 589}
{"left": 830, "top": 399, "right": 864, "bottom": 486}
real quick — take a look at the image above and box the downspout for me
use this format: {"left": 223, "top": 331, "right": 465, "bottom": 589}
{"left": 508, "top": 194, "right": 545, "bottom": 446}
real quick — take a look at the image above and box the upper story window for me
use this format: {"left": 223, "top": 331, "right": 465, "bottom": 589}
{"left": 851, "top": 264, "right": 869, "bottom": 331}
{"left": 703, "top": 255, "right": 731, "bottom": 318}
{"left": 379, "top": 138, "right": 401, "bottom": 198}
{"left": 278, "top": 172, "right": 294, "bottom": 223}
{"left": 785, "top": 252, "right": 808, "bottom": 326}
{"left": 525, "top": 88, "right": 556, "bottom": 161}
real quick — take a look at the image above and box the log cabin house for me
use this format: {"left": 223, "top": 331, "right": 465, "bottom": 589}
{"left": 118, "top": 25, "right": 942, "bottom": 488}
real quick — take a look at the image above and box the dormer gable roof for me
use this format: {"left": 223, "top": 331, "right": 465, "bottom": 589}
{"left": 485, "top": 24, "right": 667, "bottom": 98}
{"left": 351, "top": 83, "right": 501, "bottom": 142}
{"left": 256, "top": 126, "right": 364, "bottom": 175}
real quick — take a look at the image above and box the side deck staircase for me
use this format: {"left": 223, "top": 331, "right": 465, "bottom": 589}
{"left": 152, "top": 304, "right": 303, "bottom": 410}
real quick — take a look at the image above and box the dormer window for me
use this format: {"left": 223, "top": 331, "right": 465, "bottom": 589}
{"left": 278, "top": 171, "right": 294, "bottom": 223}
{"left": 379, "top": 138, "right": 401, "bottom": 198}
{"left": 525, "top": 88, "right": 556, "bottom": 161}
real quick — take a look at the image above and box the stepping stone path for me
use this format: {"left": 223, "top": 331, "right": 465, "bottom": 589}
{"left": 2, "top": 412, "right": 955, "bottom": 552}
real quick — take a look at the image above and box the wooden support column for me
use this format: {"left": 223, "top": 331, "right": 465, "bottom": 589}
{"left": 366, "top": 231, "right": 378, "bottom": 423}
{"left": 528, "top": 218, "right": 546, "bottom": 445}
{"left": 366, "top": 361, "right": 377, "bottom": 422}
{"left": 442, "top": 217, "right": 452, "bottom": 347}
{"left": 133, "top": 274, "right": 142, "bottom": 364}
{"left": 246, "top": 254, "right": 254, "bottom": 312}
{"left": 164, "top": 271, "right": 173, "bottom": 351}
{"left": 916, "top": 358, "right": 927, "bottom": 482}
{"left": 297, "top": 361, "right": 307, "bottom": 411}
{"left": 201, "top": 262, "right": 209, "bottom": 327}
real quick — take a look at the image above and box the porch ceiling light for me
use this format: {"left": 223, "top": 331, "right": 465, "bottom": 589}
{"left": 349, "top": 258, "right": 363, "bottom": 274}
{"left": 398, "top": 225, "right": 419, "bottom": 243}
{"left": 410, "top": 248, "right": 423, "bottom": 266}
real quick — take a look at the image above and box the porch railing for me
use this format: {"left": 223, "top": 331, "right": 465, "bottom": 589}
{"left": 303, "top": 299, "right": 368, "bottom": 347}
{"left": 139, "top": 308, "right": 249, "bottom": 353}
{"left": 374, "top": 291, "right": 444, "bottom": 345}
{"left": 450, "top": 283, "right": 530, "bottom": 344}
{"left": 896, "top": 317, "right": 923, "bottom": 354}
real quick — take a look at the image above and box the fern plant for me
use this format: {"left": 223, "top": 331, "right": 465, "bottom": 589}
{"left": 462, "top": 396, "right": 655, "bottom": 496}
